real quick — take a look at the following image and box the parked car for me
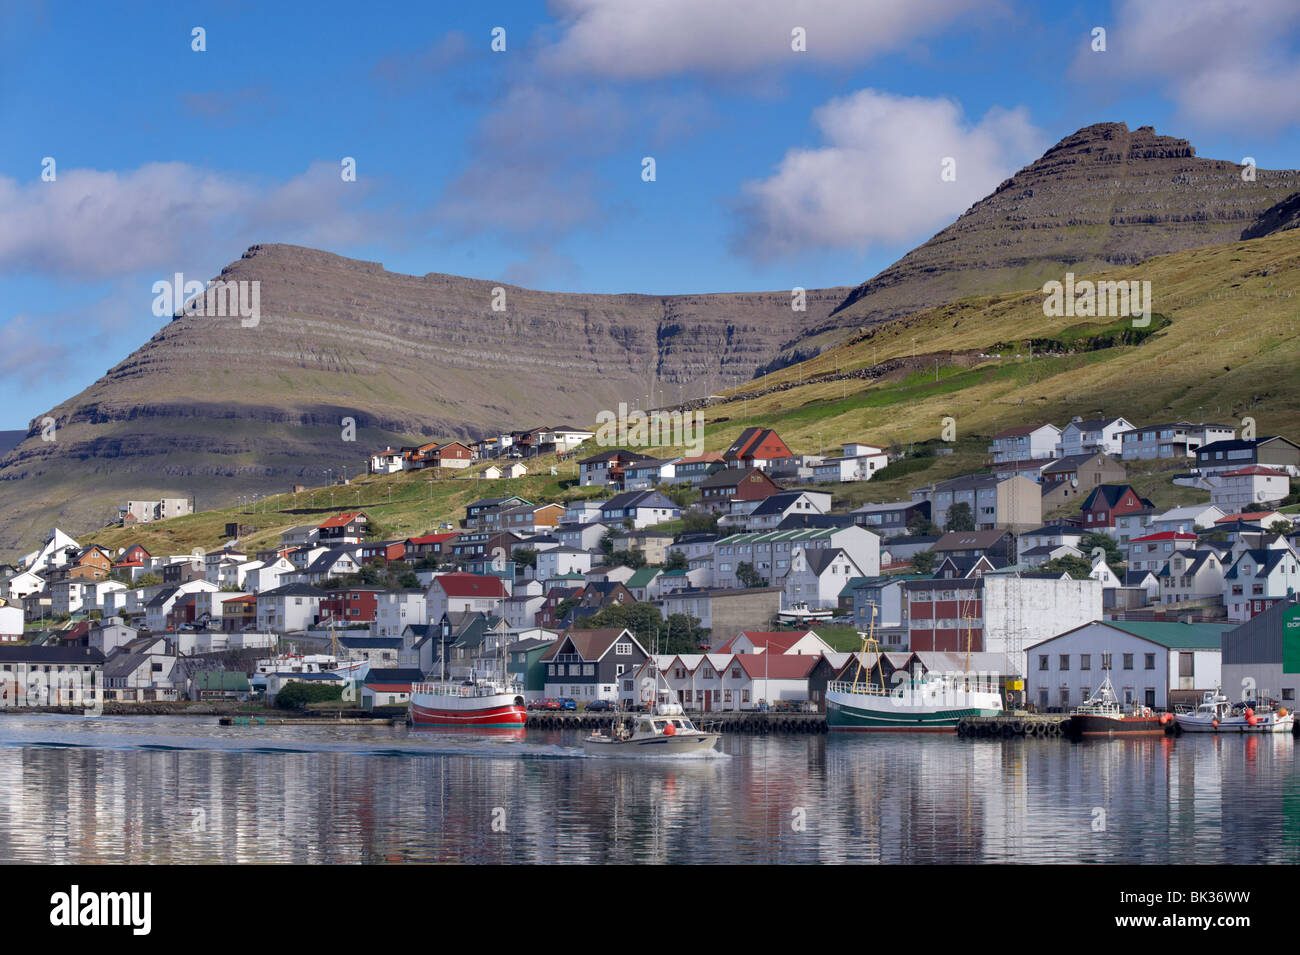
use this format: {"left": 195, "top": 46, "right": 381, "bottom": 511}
{"left": 585, "top": 700, "right": 615, "bottom": 712}
{"left": 622, "top": 701, "right": 649, "bottom": 712}
{"left": 558, "top": 698, "right": 577, "bottom": 711}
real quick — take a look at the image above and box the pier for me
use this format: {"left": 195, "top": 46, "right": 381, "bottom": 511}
{"left": 955, "top": 714, "right": 1069, "bottom": 738}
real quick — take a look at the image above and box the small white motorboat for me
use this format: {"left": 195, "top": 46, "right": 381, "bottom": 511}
{"left": 777, "top": 601, "right": 833, "bottom": 624}
{"left": 583, "top": 702, "right": 721, "bottom": 756}
{"left": 1173, "top": 688, "right": 1293, "bottom": 734}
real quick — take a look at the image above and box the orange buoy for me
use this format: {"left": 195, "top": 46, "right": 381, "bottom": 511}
{"left": 1160, "top": 713, "right": 1172, "bottom": 725}
{"left": 1212, "top": 719, "right": 1219, "bottom": 728}
{"left": 1245, "top": 708, "right": 1255, "bottom": 719}
{"left": 663, "top": 723, "right": 676, "bottom": 736}
{"left": 1247, "top": 714, "right": 1259, "bottom": 726}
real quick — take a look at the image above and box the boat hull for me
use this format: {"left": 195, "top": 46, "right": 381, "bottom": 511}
{"left": 1174, "top": 713, "right": 1294, "bottom": 734}
{"left": 826, "top": 689, "right": 1001, "bottom": 731}
{"left": 409, "top": 691, "right": 526, "bottom": 728}
{"left": 583, "top": 733, "right": 720, "bottom": 756}
{"left": 1064, "top": 715, "right": 1166, "bottom": 738}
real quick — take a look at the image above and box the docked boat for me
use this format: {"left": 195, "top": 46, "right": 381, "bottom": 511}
{"left": 1062, "top": 677, "right": 1169, "bottom": 738}
{"left": 826, "top": 622, "right": 1002, "bottom": 731}
{"left": 1173, "top": 688, "right": 1293, "bottom": 734}
{"left": 777, "top": 601, "right": 833, "bottom": 624}
{"left": 409, "top": 679, "right": 527, "bottom": 727}
{"left": 582, "top": 702, "right": 721, "bottom": 756}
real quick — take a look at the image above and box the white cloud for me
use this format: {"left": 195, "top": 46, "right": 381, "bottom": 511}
{"left": 1074, "top": 0, "right": 1300, "bottom": 130}
{"left": 0, "top": 161, "right": 381, "bottom": 279}
{"left": 542, "top": 0, "right": 987, "bottom": 79}
{"left": 732, "top": 89, "right": 1044, "bottom": 260}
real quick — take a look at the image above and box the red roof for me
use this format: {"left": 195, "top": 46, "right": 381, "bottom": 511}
{"left": 714, "top": 631, "right": 814, "bottom": 654}
{"left": 735, "top": 653, "right": 819, "bottom": 679}
{"left": 222, "top": 595, "right": 256, "bottom": 604}
{"left": 408, "top": 532, "right": 460, "bottom": 545}
{"left": 365, "top": 684, "right": 413, "bottom": 693}
{"left": 1215, "top": 511, "right": 1284, "bottom": 524}
{"left": 1221, "top": 465, "right": 1289, "bottom": 477}
{"left": 1130, "top": 531, "right": 1198, "bottom": 542}
{"left": 434, "top": 572, "right": 507, "bottom": 598}
{"left": 992, "top": 424, "right": 1043, "bottom": 438}
{"left": 319, "top": 512, "right": 363, "bottom": 529}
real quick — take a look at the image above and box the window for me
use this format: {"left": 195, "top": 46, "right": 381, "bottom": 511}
{"left": 1101, "top": 653, "right": 1112, "bottom": 670}
{"left": 1122, "top": 653, "right": 1134, "bottom": 670}
{"left": 615, "top": 642, "right": 632, "bottom": 655}
{"left": 1179, "top": 653, "right": 1194, "bottom": 678}
{"left": 1080, "top": 654, "right": 1091, "bottom": 671}
{"left": 1144, "top": 654, "right": 1155, "bottom": 670}
{"left": 1059, "top": 654, "right": 1070, "bottom": 671}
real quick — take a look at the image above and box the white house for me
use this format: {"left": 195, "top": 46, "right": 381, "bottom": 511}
{"left": 1025, "top": 620, "right": 1227, "bottom": 711}
{"left": 1127, "top": 532, "right": 1197, "bottom": 573}
{"left": 989, "top": 424, "right": 1061, "bottom": 464}
{"left": 256, "top": 584, "right": 327, "bottom": 633}
{"left": 1119, "top": 422, "right": 1235, "bottom": 460}
{"left": 783, "top": 547, "right": 865, "bottom": 610}
{"left": 1208, "top": 466, "right": 1290, "bottom": 513}
{"left": 810, "top": 450, "right": 888, "bottom": 483}
{"left": 1223, "top": 541, "right": 1300, "bottom": 623}
{"left": 737, "top": 490, "right": 832, "bottom": 531}
{"left": 425, "top": 572, "right": 507, "bottom": 623}
{"left": 1149, "top": 504, "right": 1225, "bottom": 536}
{"left": 373, "top": 590, "right": 428, "bottom": 638}
{"left": 0, "top": 604, "right": 23, "bottom": 642}
{"left": 246, "top": 555, "right": 296, "bottom": 593}
{"left": 535, "top": 547, "right": 594, "bottom": 581}
{"left": 368, "top": 448, "right": 406, "bottom": 474}
{"left": 1055, "top": 417, "right": 1135, "bottom": 459}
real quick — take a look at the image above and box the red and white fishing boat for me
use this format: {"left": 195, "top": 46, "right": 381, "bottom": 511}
{"left": 409, "top": 679, "right": 527, "bottom": 727}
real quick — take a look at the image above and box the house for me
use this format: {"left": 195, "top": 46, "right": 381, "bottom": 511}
{"left": 564, "top": 580, "right": 636, "bottom": 627}
{"left": 119, "top": 498, "right": 193, "bottom": 524}
{"left": 103, "top": 635, "right": 181, "bottom": 702}
{"left": 507, "top": 633, "right": 561, "bottom": 700}
{"left": 405, "top": 532, "right": 460, "bottom": 561}
{"left": 1127, "top": 532, "right": 1198, "bottom": 574}
{"left": 534, "top": 547, "right": 595, "bottom": 582}
{"left": 426, "top": 441, "right": 474, "bottom": 469}
{"left": 712, "top": 630, "right": 833, "bottom": 655}
{"left": 1208, "top": 466, "right": 1291, "bottom": 513}
{"left": 733, "top": 653, "right": 826, "bottom": 710}
{"left": 0, "top": 645, "right": 106, "bottom": 706}
{"left": 623, "top": 566, "right": 662, "bottom": 602}
{"left": 463, "top": 495, "right": 530, "bottom": 531}
{"left": 712, "top": 525, "right": 880, "bottom": 590}
{"left": 723, "top": 427, "right": 795, "bottom": 472}
{"left": 846, "top": 576, "right": 922, "bottom": 646}
{"left": 850, "top": 500, "right": 931, "bottom": 539}
{"left": 1156, "top": 549, "right": 1226, "bottom": 607}
{"left": 256, "top": 583, "right": 328, "bottom": 633}
{"left": 988, "top": 424, "right": 1062, "bottom": 464}
{"left": 1111, "top": 506, "right": 1156, "bottom": 547}
{"left": 373, "top": 590, "right": 427, "bottom": 638}
{"left": 279, "top": 525, "right": 320, "bottom": 548}
{"left": 1119, "top": 422, "right": 1235, "bottom": 460}
{"left": 190, "top": 670, "right": 252, "bottom": 701}
{"left": 608, "top": 529, "right": 673, "bottom": 565}
{"left": 1079, "top": 485, "right": 1153, "bottom": 534}
{"left": 297, "top": 547, "right": 362, "bottom": 584}
{"left": 360, "top": 668, "right": 425, "bottom": 708}
{"left": 318, "top": 512, "right": 369, "bottom": 544}
{"left": 623, "top": 457, "right": 679, "bottom": 490}
{"left": 1026, "top": 620, "right": 1227, "bottom": 711}
{"left": 0, "top": 601, "right": 24, "bottom": 642}
{"left": 784, "top": 547, "right": 865, "bottom": 610}
{"left": 426, "top": 572, "right": 507, "bottom": 623}
{"left": 359, "top": 540, "right": 407, "bottom": 564}
{"left": 1039, "top": 453, "right": 1127, "bottom": 512}
{"left": 1055, "top": 416, "right": 1135, "bottom": 459}
{"left": 930, "top": 529, "right": 1015, "bottom": 567}
{"left": 145, "top": 580, "right": 218, "bottom": 632}
{"left": 699, "top": 468, "right": 782, "bottom": 515}
{"left": 1223, "top": 541, "right": 1300, "bottom": 622}
{"left": 220, "top": 594, "right": 258, "bottom": 633}
{"left": 318, "top": 588, "right": 382, "bottom": 626}
{"left": 810, "top": 447, "right": 888, "bottom": 483}
{"left": 664, "top": 452, "right": 726, "bottom": 486}
{"left": 735, "top": 490, "right": 831, "bottom": 532}
{"left": 578, "top": 449, "right": 658, "bottom": 488}
{"left": 655, "top": 586, "right": 784, "bottom": 635}
{"left": 540, "top": 628, "right": 650, "bottom": 702}
{"left": 541, "top": 426, "right": 595, "bottom": 454}
{"left": 599, "top": 490, "right": 680, "bottom": 530}
{"left": 913, "top": 474, "right": 1041, "bottom": 533}
{"left": 1196, "top": 436, "right": 1300, "bottom": 476}
{"left": 368, "top": 448, "right": 406, "bottom": 474}
{"left": 1149, "top": 504, "right": 1226, "bottom": 536}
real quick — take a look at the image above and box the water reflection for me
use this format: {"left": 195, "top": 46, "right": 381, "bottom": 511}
{"left": 0, "top": 716, "right": 1296, "bottom": 863}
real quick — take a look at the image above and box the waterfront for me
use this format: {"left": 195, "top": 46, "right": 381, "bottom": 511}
{"left": 1, "top": 715, "right": 1298, "bottom": 864}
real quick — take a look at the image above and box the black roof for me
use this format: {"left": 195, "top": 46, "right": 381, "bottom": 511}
{"left": 364, "top": 668, "right": 425, "bottom": 685}
{"left": 0, "top": 646, "right": 106, "bottom": 664}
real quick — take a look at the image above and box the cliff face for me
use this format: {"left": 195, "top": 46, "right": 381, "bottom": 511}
{"left": 764, "top": 122, "right": 1300, "bottom": 365}
{"left": 0, "top": 244, "right": 848, "bottom": 554}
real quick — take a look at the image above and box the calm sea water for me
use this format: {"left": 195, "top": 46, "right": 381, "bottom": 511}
{"left": 1, "top": 715, "right": 1298, "bottom": 864}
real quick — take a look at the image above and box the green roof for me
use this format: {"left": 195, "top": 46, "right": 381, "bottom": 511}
{"left": 1104, "top": 621, "right": 1230, "bottom": 650}
{"left": 716, "top": 528, "right": 839, "bottom": 545}
{"left": 625, "top": 567, "right": 661, "bottom": 588}
{"left": 195, "top": 671, "right": 251, "bottom": 691}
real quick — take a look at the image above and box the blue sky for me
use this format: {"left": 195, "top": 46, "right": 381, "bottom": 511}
{"left": 3, "top": 0, "right": 1300, "bottom": 428}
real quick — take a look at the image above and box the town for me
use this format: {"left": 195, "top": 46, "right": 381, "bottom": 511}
{"left": 3, "top": 416, "right": 1298, "bottom": 719}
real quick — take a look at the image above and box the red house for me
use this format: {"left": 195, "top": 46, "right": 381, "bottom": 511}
{"left": 699, "top": 468, "right": 782, "bottom": 514}
{"left": 319, "top": 588, "right": 382, "bottom": 625}
{"left": 319, "top": 511, "right": 369, "bottom": 543}
{"left": 359, "top": 541, "right": 407, "bottom": 564}
{"left": 723, "top": 427, "right": 795, "bottom": 471}
{"left": 1079, "top": 484, "right": 1152, "bottom": 530}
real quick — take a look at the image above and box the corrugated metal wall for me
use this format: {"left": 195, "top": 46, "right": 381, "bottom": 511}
{"left": 1222, "top": 595, "right": 1299, "bottom": 664}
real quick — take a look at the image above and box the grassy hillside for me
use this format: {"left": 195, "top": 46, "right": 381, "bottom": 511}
{"left": 78, "top": 229, "right": 1300, "bottom": 558}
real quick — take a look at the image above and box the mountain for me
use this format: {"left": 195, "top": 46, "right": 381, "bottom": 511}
{"left": 762, "top": 122, "right": 1300, "bottom": 366}
{"left": 0, "top": 243, "right": 849, "bottom": 556}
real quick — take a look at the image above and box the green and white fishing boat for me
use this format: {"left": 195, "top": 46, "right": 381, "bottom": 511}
{"left": 826, "top": 616, "right": 1003, "bottom": 731}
